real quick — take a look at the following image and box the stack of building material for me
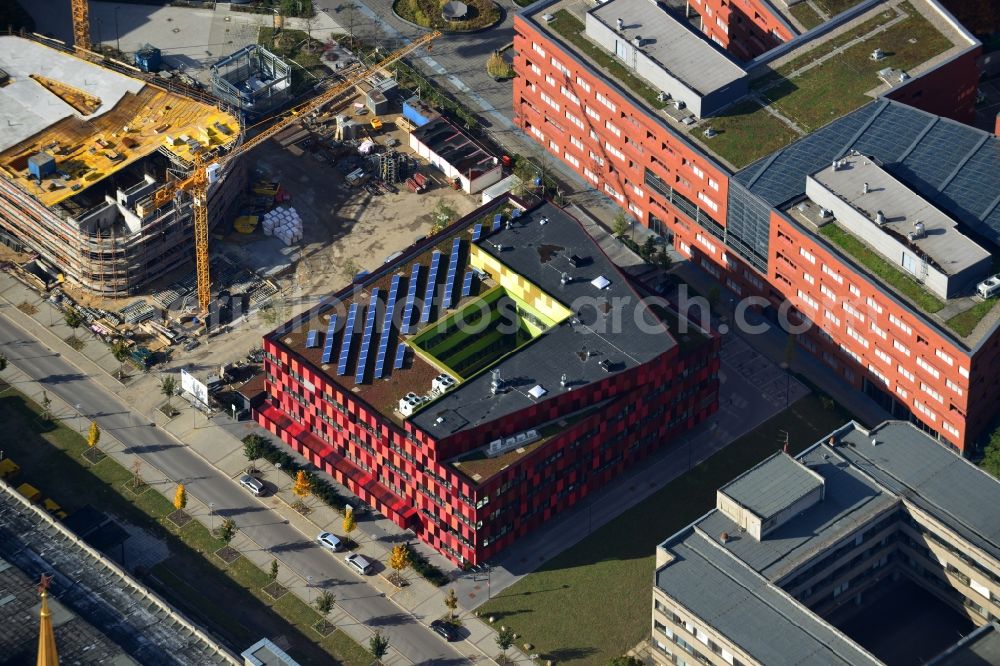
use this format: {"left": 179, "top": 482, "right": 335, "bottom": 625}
{"left": 261, "top": 207, "right": 303, "bottom": 246}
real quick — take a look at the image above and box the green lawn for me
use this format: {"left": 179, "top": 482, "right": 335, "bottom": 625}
{"left": 819, "top": 224, "right": 945, "bottom": 313}
{"left": 479, "top": 393, "right": 853, "bottom": 665}
{"left": 791, "top": 2, "right": 826, "bottom": 30}
{"left": 0, "top": 385, "right": 368, "bottom": 666}
{"left": 547, "top": 10, "right": 668, "bottom": 111}
{"left": 946, "top": 298, "right": 998, "bottom": 337}
{"left": 764, "top": 2, "right": 953, "bottom": 130}
{"left": 691, "top": 100, "right": 802, "bottom": 168}
{"left": 815, "top": 0, "right": 868, "bottom": 16}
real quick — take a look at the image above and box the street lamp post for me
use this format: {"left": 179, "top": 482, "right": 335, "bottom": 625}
{"left": 209, "top": 502, "right": 216, "bottom": 532}
{"left": 306, "top": 575, "right": 314, "bottom": 603}
{"left": 74, "top": 404, "right": 82, "bottom": 432}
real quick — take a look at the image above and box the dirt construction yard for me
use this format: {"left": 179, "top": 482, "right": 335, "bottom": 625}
{"left": 154, "top": 127, "right": 479, "bottom": 377}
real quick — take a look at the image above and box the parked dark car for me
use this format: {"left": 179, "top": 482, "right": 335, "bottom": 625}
{"left": 430, "top": 619, "right": 459, "bottom": 642}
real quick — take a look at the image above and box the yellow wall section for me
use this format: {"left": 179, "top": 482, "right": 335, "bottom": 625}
{"left": 470, "top": 245, "right": 572, "bottom": 325}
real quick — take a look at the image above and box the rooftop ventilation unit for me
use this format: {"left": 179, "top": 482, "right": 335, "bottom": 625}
{"left": 657, "top": 91, "right": 670, "bottom": 102}
{"left": 819, "top": 208, "right": 833, "bottom": 219}
{"left": 398, "top": 392, "right": 426, "bottom": 416}
{"left": 487, "top": 429, "right": 541, "bottom": 457}
{"left": 616, "top": 17, "right": 624, "bottom": 31}
{"left": 907, "top": 221, "right": 926, "bottom": 241}
{"left": 673, "top": 99, "right": 686, "bottom": 110}
{"left": 432, "top": 373, "right": 457, "bottom": 394}
{"left": 528, "top": 384, "right": 547, "bottom": 399}
{"left": 870, "top": 48, "right": 885, "bottom": 61}
{"left": 490, "top": 368, "right": 505, "bottom": 395}
{"left": 863, "top": 181, "right": 870, "bottom": 195}
{"left": 703, "top": 127, "right": 717, "bottom": 139}
{"left": 874, "top": 210, "right": 886, "bottom": 226}
{"left": 632, "top": 36, "right": 643, "bottom": 47}
{"left": 977, "top": 274, "right": 1000, "bottom": 299}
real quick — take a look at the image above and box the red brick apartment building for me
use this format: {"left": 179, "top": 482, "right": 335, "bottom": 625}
{"left": 514, "top": 0, "right": 1000, "bottom": 451}
{"left": 257, "top": 198, "right": 719, "bottom": 564}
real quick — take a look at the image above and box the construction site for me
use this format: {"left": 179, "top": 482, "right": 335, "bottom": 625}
{"left": 0, "top": 34, "right": 245, "bottom": 297}
{"left": 0, "top": 8, "right": 497, "bottom": 401}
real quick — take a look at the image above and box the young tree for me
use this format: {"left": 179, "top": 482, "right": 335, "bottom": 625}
{"left": 444, "top": 588, "right": 458, "bottom": 620}
{"left": 40, "top": 391, "right": 52, "bottom": 422}
{"left": 87, "top": 421, "right": 101, "bottom": 450}
{"left": 486, "top": 51, "right": 513, "bottom": 80}
{"left": 269, "top": 558, "right": 280, "bottom": 583}
{"left": 641, "top": 236, "right": 656, "bottom": 261}
{"left": 64, "top": 307, "right": 84, "bottom": 334}
{"left": 388, "top": 544, "right": 410, "bottom": 585}
{"left": 611, "top": 210, "right": 630, "bottom": 238}
{"left": 160, "top": 376, "right": 177, "bottom": 410}
{"left": 130, "top": 458, "right": 143, "bottom": 490}
{"left": 110, "top": 340, "right": 131, "bottom": 379}
{"left": 496, "top": 626, "right": 515, "bottom": 660}
{"left": 980, "top": 426, "right": 1000, "bottom": 479}
{"left": 242, "top": 434, "right": 267, "bottom": 472}
{"left": 218, "top": 517, "right": 238, "bottom": 545}
{"left": 292, "top": 470, "right": 311, "bottom": 499}
{"left": 369, "top": 631, "right": 389, "bottom": 661}
{"left": 173, "top": 482, "right": 187, "bottom": 511}
{"left": 654, "top": 247, "right": 673, "bottom": 271}
{"left": 314, "top": 589, "right": 335, "bottom": 616}
{"left": 342, "top": 508, "right": 357, "bottom": 541}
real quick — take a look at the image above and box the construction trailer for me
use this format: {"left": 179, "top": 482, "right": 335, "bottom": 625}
{"left": 0, "top": 35, "right": 246, "bottom": 297}
{"left": 210, "top": 45, "right": 292, "bottom": 118}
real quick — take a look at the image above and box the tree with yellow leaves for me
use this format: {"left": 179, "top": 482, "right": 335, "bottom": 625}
{"left": 87, "top": 421, "right": 101, "bottom": 449}
{"left": 173, "top": 483, "right": 187, "bottom": 511}
{"left": 342, "top": 508, "right": 356, "bottom": 544}
{"left": 292, "top": 470, "right": 311, "bottom": 498}
{"left": 388, "top": 544, "right": 410, "bottom": 586}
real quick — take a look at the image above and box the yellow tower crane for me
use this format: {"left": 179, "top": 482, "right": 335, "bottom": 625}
{"left": 150, "top": 31, "right": 441, "bottom": 313}
{"left": 70, "top": 0, "right": 90, "bottom": 51}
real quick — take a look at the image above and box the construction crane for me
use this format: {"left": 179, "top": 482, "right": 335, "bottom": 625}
{"left": 151, "top": 30, "right": 441, "bottom": 314}
{"left": 70, "top": 0, "right": 90, "bottom": 51}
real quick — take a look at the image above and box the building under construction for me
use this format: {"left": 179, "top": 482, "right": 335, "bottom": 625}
{"left": 211, "top": 44, "right": 292, "bottom": 118}
{"left": 0, "top": 35, "right": 245, "bottom": 297}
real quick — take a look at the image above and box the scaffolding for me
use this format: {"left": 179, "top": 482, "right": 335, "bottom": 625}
{"left": 210, "top": 45, "right": 292, "bottom": 117}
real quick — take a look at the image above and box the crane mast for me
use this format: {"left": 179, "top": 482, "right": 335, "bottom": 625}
{"left": 70, "top": 0, "right": 90, "bottom": 51}
{"left": 152, "top": 30, "right": 441, "bottom": 314}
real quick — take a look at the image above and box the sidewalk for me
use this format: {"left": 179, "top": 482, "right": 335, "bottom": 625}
{"left": 0, "top": 271, "right": 530, "bottom": 664}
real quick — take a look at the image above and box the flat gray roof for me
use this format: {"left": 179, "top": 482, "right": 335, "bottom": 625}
{"left": 926, "top": 622, "right": 1000, "bottom": 666}
{"left": 811, "top": 156, "right": 991, "bottom": 276}
{"left": 835, "top": 421, "right": 1000, "bottom": 563}
{"left": 656, "top": 530, "right": 881, "bottom": 665}
{"left": 719, "top": 452, "right": 824, "bottom": 521}
{"left": 0, "top": 36, "right": 144, "bottom": 152}
{"left": 656, "top": 419, "right": 1000, "bottom": 664}
{"left": 702, "top": 446, "right": 895, "bottom": 580}
{"left": 590, "top": 0, "right": 746, "bottom": 96}
{"left": 410, "top": 201, "right": 675, "bottom": 434}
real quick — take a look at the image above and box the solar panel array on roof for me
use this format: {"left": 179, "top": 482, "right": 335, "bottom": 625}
{"left": 305, "top": 330, "right": 319, "bottom": 348}
{"left": 492, "top": 215, "right": 502, "bottom": 232}
{"left": 321, "top": 314, "right": 339, "bottom": 364}
{"left": 472, "top": 223, "right": 483, "bottom": 242}
{"left": 394, "top": 342, "right": 407, "bottom": 369}
{"left": 421, "top": 251, "right": 442, "bottom": 324}
{"left": 355, "top": 289, "right": 380, "bottom": 384}
{"left": 374, "top": 275, "right": 402, "bottom": 379}
{"left": 442, "top": 238, "right": 462, "bottom": 310}
{"left": 461, "top": 270, "right": 474, "bottom": 298}
{"left": 337, "top": 304, "right": 359, "bottom": 376}
{"left": 736, "top": 100, "right": 1000, "bottom": 248}
{"left": 401, "top": 263, "right": 421, "bottom": 335}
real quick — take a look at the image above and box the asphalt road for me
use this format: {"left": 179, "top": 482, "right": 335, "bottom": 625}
{"left": 0, "top": 311, "right": 465, "bottom": 666}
